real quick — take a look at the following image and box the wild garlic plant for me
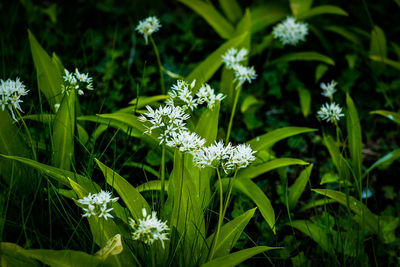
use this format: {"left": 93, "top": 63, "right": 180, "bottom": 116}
{"left": 0, "top": 77, "right": 29, "bottom": 121}
{"left": 272, "top": 16, "right": 309, "bottom": 46}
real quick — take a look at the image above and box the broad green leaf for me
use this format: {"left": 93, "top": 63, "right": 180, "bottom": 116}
{"left": 28, "top": 30, "right": 62, "bottom": 108}
{"left": 370, "top": 110, "right": 400, "bottom": 124}
{"left": 346, "top": 94, "right": 362, "bottom": 181}
{"left": 323, "top": 135, "right": 350, "bottom": 181}
{"left": 364, "top": 148, "right": 400, "bottom": 177}
{"left": 290, "top": 0, "right": 313, "bottom": 17}
{"left": 206, "top": 208, "right": 256, "bottom": 259}
{"left": 268, "top": 52, "right": 335, "bottom": 66}
{"left": 288, "top": 164, "right": 313, "bottom": 210}
{"left": 0, "top": 154, "right": 99, "bottom": 192}
{"left": 195, "top": 103, "right": 220, "bottom": 146}
{"left": 52, "top": 89, "right": 75, "bottom": 170}
{"left": 218, "top": 0, "right": 242, "bottom": 23}
{"left": 178, "top": 0, "right": 234, "bottom": 39}
{"left": 222, "top": 178, "right": 275, "bottom": 233}
{"left": 0, "top": 242, "right": 40, "bottom": 267}
{"left": 289, "top": 220, "right": 334, "bottom": 254}
{"left": 324, "top": 26, "right": 362, "bottom": 46}
{"left": 315, "top": 64, "right": 328, "bottom": 82}
{"left": 95, "top": 159, "right": 150, "bottom": 220}
{"left": 369, "top": 55, "right": 400, "bottom": 71}
{"left": 298, "top": 88, "right": 311, "bottom": 117}
{"left": 299, "top": 199, "right": 337, "bottom": 212}
{"left": 123, "top": 161, "right": 160, "bottom": 178}
{"left": 250, "top": 4, "right": 286, "bottom": 33}
{"left": 236, "top": 158, "right": 309, "bottom": 179}
{"left": 0, "top": 111, "right": 34, "bottom": 192}
{"left": 312, "top": 189, "right": 380, "bottom": 234}
{"left": 128, "top": 95, "right": 169, "bottom": 107}
{"left": 240, "top": 95, "right": 263, "bottom": 113}
{"left": 201, "top": 246, "right": 278, "bottom": 267}
{"left": 297, "top": 5, "right": 348, "bottom": 20}
{"left": 248, "top": 127, "right": 317, "bottom": 152}
{"left": 137, "top": 180, "right": 169, "bottom": 192}
{"left": 370, "top": 25, "right": 387, "bottom": 74}
{"left": 186, "top": 32, "right": 248, "bottom": 88}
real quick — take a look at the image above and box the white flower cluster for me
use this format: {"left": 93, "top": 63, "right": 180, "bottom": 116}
{"left": 320, "top": 80, "right": 337, "bottom": 99}
{"left": 136, "top": 16, "right": 161, "bottom": 45}
{"left": 166, "top": 80, "right": 225, "bottom": 110}
{"left": 317, "top": 102, "right": 345, "bottom": 123}
{"left": 221, "top": 48, "right": 257, "bottom": 88}
{"left": 61, "top": 68, "right": 93, "bottom": 96}
{"left": 272, "top": 17, "right": 308, "bottom": 46}
{"left": 77, "top": 190, "right": 119, "bottom": 220}
{"left": 129, "top": 208, "right": 169, "bottom": 248}
{"left": 192, "top": 141, "right": 256, "bottom": 174}
{"left": 0, "top": 77, "right": 29, "bottom": 121}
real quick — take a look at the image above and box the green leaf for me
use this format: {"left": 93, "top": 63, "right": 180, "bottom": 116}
{"left": 186, "top": 32, "right": 248, "bottom": 87}
{"left": 195, "top": 103, "right": 220, "bottom": 146}
{"left": 236, "top": 158, "right": 309, "bottom": 179}
{"left": 315, "top": 64, "right": 329, "bottom": 82}
{"left": 201, "top": 246, "right": 279, "bottom": 267}
{"left": 290, "top": 0, "right": 313, "bottom": 17}
{"left": 268, "top": 52, "right": 335, "bottom": 66}
{"left": 206, "top": 208, "right": 256, "bottom": 259}
{"left": 369, "top": 55, "right": 400, "bottom": 71}
{"left": 288, "top": 164, "right": 313, "bottom": 210}
{"left": 324, "top": 26, "right": 362, "bottom": 46}
{"left": 298, "top": 88, "right": 311, "bottom": 117}
{"left": 137, "top": 180, "right": 169, "bottom": 192}
{"left": 250, "top": 4, "right": 286, "bottom": 33}
{"left": 364, "top": 148, "right": 400, "bottom": 177}
{"left": 296, "top": 5, "right": 348, "bottom": 20}
{"left": 178, "top": 0, "right": 234, "bottom": 39}
{"left": 248, "top": 127, "right": 317, "bottom": 152}
{"left": 52, "top": 90, "right": 75, "bottom": 170}
{"left": 95, "top": 159, "right": 150, "bottom": 220}
{"left": 218, "top": 0, "right": 242, "bottom": 23}
{"left": 299, "top": 199, "right": 337, "bottom": 212}
{"left": 370, "top": 110, "right": 400, "bottom": 124}
{"left": 346, "top": 94, "right": 362, "bottom": 181}
{"left": 128, "top": 95, "right": 169, "bottom": 107}
{"left": 28, "top": 29, "right": 62, "bottom": 108}
{"left": 369, "top": 25, "right": 387, "bottom": 74}
{"left": 312, "top": 189, "right": 380, "bottom": 234}
{"left": 0, "top": 154, "right": 99, "bottom": 192}
{"left": 222, "top": 178, "right": 275, "bottom": 233}
{"left": 323, "top": 135, "right": 350, "bottom": 181}
{"left": 289, "top": 220, "right": 334, "bottom": 254}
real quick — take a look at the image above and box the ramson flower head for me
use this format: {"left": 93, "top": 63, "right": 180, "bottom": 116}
{"left": 233, "top": 65, "right": 257, "bottom": 87}
{"left": 136, "top": 16, "right": 161, "bottom": 45}
{"left": 166, "top": 130, "right": 206, "bottom": 153}
{"left": 77, "top": 190, "right": 119, "bottom": 220}
{"left": 129, "top": 208, "right": 169, "bottom": 248}
{"left": 0, "top": 77, "right": 29, "bottom": 121}
{"left": 62, "top": 68, "right": 93, "bottom": 96}
{"left": 272, "top": 17, "right": 308, "bottom": 46}
{"left": 222, "top": 48, "right": 248, "bottom": 69}
{"left": 317, "top": 102, "right": 345, "bottom": 123}
{"left": 320, "top": 80, "right": 337, "bottom": 99}
{"left": 225, "top": 144, "right": 256, "bottom": 170}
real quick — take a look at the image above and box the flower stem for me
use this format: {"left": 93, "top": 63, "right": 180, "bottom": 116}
{"left": 209, "top": 167, "right": 224, "bottom": 260}
{"left": 160, "top": 144, "right": 166, "bottom": 207}
{"left": 225, "top": 85, "right": 241, "bottom": 144}
{"left": 221, "top": 169, "right": 238, "bottom": 223}
{"left": 16, "top": 109, "right": 37, "bottom": 161}
{"left": 150, "top": 35, "right": 165, "bottom": 95}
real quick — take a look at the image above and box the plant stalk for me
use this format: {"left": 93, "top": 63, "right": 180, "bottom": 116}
{"left": 225, "top": 86, "right": 242, "bottom": 144}
{"left": 150, "top": 35, "right": 165, "bottom": 95}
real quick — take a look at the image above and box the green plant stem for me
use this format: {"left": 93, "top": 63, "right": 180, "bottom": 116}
{"left": 16, "top": 109, "right": 37, "bottom": 161}
{"left": 160, "top": 144, "right": 166, "bottom": 207}
{"left": 150, "top": 35, "right": 165, "bottom": 95}
{"left": 221, "top": 169, "right": 238, "bottom": 224}
{"left": 209, "top": 167, "right": 224, "bottom": 260}
{"left": 225, "top": 85, "right": 242, "bottom": 144}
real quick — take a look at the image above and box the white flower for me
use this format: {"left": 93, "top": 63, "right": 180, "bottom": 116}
{"left": 129, "top": 208, "right": 169, "bottom": 248}
{"left": 54, "top": 103, "right": 60, "bottom": 112}
{"left": 196, "top": 84, "right": 225, "bottom": 109}
{"left": 62, "top": 68, "right": 93, "bottom": 96}
{"left": 233, "top": 65, "right": 257, "bottom": 87}
{"left": 317, "top": 102, "right": 345, "bottom": 123}
{"left": 0, "top": 77, "right": 29, "bottom": 121}
{"left": 77, "top": 190, "right": 119, "bottom": 220}
{"left": 136, "top": 16, "right": 161, "bottom": 45}
{"left": 225, "top": 144, "right": 256, "bottom": 170}
{"left": 272, "top": 16, "right": 308, "bottom": 46}
{"left": 192, "top": 140, "right": 233, "bottom": 171}
{"left": 166, "top": 130, "right": 206, "bottom": 153}
{"left": 320, "top": 80, "right": 337, "bottom": 99}
{"left": 222, "top": 48, "right": 248, "bottom": 69}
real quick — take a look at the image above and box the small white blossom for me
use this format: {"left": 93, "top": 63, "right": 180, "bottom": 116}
{"left": 233, "top": 65, "right": 257, "bottom": 87}
{"left": 54, "top": 103, "right": 60, "bottom": 112}
{"left": 136, "top": 16, "right": 161, "bottom": 45}
{"left": 222, "top": 48, "right": 248, "bottom": 69}
{"left": 317, "top": 102, "right": 345, "bottom": 123}
{"left": 225, "top": 144, "right": 256, "bottom": 170}
{"left": 320, "top": 80, "right": 337, "bottom": 99}
{"left": 272, "top": 17, "right": 308, "bottom": 46}
{"left": 192, "top": 140, "right": 233, "bottom": 171}
{"left": 166, "top": 130, "right": 206, "bottom": 153}
{"left": 196, "top": 84, "right": 225, "bottom": 109}
{"left": 62, "top": 68, "right": 93, "bottom": 96}
{"left": 0, "top": 77, "right": 29, "bottom": 121}
{"left": 77, "top": 190, "right": 119, "bottom": 220}
{"left": 129, "top": 208, "right": 169, "bottom": 248}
